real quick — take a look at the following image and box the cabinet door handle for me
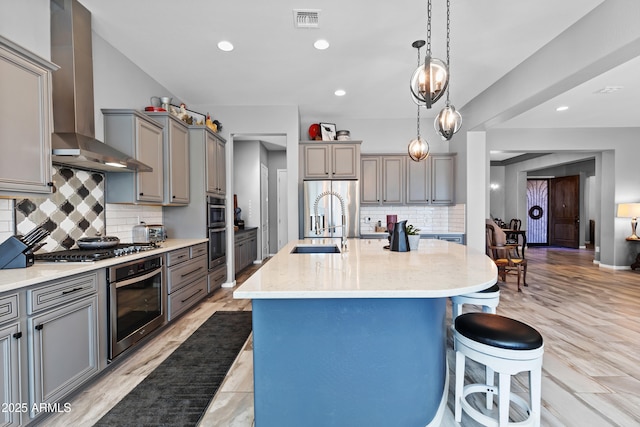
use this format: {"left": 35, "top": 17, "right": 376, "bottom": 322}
{"left": 13, "top": 332, "right": 22, "bottom": 339}
{"left": 35, "top": 324, "right": 43, "bottom": 331}
{"left": 62, "top": 287, "right": 83, "bottom": 295}
{"left": 139, "top": 192, "right": 144, "bottom": 196}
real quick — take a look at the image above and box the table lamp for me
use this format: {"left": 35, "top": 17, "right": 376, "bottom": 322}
{"left": 616, "top": 203, "right": 640, "bottom": 240}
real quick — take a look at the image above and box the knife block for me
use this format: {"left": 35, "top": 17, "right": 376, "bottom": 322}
{"left": 0, "top": 236, "right": 35, "bottom": 269}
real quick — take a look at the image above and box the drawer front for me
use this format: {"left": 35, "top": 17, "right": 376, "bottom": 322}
{"left": 27, "top": 272, "right": 98, "bottom": 314}
{"left": 168, "top": 277, "right": 207, "bottom": 321}
{"left": 167, "top": 256, "right": 207, "bottom": 293}
{"left": 166, "top": 248, "right": 190, "bottom": 266}
{"left": 190, "top": 243, "right": 207, "bottom": 259}
{"left": 0, "top": 292, "right": 19, "bottom": 325}
{"left": 208, "top": 264, "right": 227, "bottom": 293}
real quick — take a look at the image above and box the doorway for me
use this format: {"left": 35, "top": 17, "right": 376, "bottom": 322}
{"left": 527, "top": 175, "right": 580, "bottom": 248}
{"left": 549, "top": 175, "right": 580, "bottom": 248}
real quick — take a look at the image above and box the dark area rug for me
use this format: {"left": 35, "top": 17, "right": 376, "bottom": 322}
{"left": 95, "top": 311, "right": 252, "bottom": 427}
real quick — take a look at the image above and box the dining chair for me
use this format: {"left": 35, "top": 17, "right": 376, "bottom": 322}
{"left": 505, "top": 218, "right": 522, "bottom": 256}
{"left": 486, "top": 223, "right": 528, "bottom": 292}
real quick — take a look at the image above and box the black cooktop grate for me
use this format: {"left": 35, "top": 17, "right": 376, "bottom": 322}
{"left": 35, "top": 244, "right": 157, "bottom": 262}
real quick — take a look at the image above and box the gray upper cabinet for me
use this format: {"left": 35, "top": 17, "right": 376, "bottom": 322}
{"left": 215, "top": 136, "right": 226, "bottom": 195}
{"left": 102, "top": 109, "right": 164, "bottom": 204}
{"left": 146, "top": 113, "right": 190, "bottom": 205}
{"left": 0, "top": 36, "right": 58, "bottom": 195}
{"left": 406, "top": 154, "right": 456, "bottom": 205}
{"left": 301, "top": 142, "right": 361, "bottom": 180}
{"left": 361, "top": 155, "right": 405, "bottom": 205}
{"left": 189, "top": 126, "right": 226, "bottom": 195}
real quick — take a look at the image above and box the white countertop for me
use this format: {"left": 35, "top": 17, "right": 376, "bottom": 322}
{"left": 234, "top": 238, "right": 497, "bottom": 299}
{"left": 0, "top": 238, "right": 208, "bottom": 293}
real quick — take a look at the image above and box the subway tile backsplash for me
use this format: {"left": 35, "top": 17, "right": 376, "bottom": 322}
{"left": 105, "top": 203, "right": 163, "bottom": 243}
{"left": 359, "top": 204, "right": 465, "bottom": 234}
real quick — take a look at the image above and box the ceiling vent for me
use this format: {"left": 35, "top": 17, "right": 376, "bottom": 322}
{"left": 293, "top": 9, "right": 320, "bottom": 28}
{"left": 594, "top": 86, "right": 623, "bottom": 94}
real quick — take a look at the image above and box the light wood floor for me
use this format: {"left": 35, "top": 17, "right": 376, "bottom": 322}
{"left": 44, "top": 247, "right": 640, "bottom": 426}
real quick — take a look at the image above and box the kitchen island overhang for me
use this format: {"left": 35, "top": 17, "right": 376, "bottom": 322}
{"left": 234, "top": 238, "right": 497, "bottom": 426}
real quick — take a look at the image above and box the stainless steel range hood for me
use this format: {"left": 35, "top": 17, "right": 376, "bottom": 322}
{"left": 50, "top": 0, "right": 152, "bottom": 173}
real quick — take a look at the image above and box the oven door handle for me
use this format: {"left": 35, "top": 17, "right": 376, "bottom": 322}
{"left": 114, "top": 269, "right": 162, "bottom": 288}
{"left": 209, "top": 227, "right": 226, "bottom": 233}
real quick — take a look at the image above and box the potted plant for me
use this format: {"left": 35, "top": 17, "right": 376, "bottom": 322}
{"left": 406, "top": 224, "right": 421, "bottom": 250}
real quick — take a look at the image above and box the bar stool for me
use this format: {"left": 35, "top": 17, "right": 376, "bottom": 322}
{"left": 454, "top": 313, "right": 544, "bottom": 427}
{"left": 451, "top": 284, "right": 500, "bottom": 319}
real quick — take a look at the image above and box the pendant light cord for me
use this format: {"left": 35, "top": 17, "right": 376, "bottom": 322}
{"left": 445, "top": 0, "right": 451, "bottom": 104}
{"left": 427, "top": 0, "right": 432, "bottom": 55}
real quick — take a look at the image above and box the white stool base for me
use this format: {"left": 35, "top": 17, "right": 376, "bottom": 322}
{"left": 454, "top": 332, "right": 543, "bottom": 427}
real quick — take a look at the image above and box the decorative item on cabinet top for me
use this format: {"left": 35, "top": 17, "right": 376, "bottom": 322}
{"left": 164, "top": 103, "right": 222, "bottom": 132}
{"left": 308, "top": 123, "right": 350, "bottom": 141}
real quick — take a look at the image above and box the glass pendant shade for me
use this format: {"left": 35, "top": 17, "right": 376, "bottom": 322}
{"left": 435, "top": 102, "right": 462, "bottom": 140}
{"left": 410, "top": 56, "right": 449, "bottom": 108}
{"left": 408, "top": 136, "right": 430, "bottom": 162}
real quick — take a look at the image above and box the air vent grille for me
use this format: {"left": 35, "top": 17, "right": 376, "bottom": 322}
{"left": 293, "top": 9, "right": 320, "bottom": 28}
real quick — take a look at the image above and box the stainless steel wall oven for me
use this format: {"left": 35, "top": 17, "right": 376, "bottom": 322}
{"left": 207, "top": 195, "right": 226, "bottom": 228}
{"left": 108, "top": 255, "right": 164, "bottom": 361}
{"left": 207, "top": 195, "right": 227, "bottom": 270}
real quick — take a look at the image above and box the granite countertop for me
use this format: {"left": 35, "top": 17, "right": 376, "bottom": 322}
{"left": 234, "top": 238, "right": 496, "bottom": 300}
{"left": 0, "top": 238, "right": 208, "bottom": 293}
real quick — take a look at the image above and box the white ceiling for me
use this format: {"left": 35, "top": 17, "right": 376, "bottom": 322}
{"left": 77, "top": 0, "right": 632, "bottom": 133}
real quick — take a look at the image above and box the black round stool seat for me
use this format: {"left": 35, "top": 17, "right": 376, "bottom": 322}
{"left": 455, "top": 313, "right": 543, "bottom": 350}
{"left": 478, "top": 284, "right": 500, "bottom": 293}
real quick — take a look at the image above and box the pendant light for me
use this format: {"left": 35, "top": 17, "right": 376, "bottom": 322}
{"left": 408, "top": 79, "right": 430, "bottom": 162}
{"left": 409, "top": 0, "right": 448, "bottom": 109}
{"left": 435, "top": 0, "right": 462, "bottom": 140}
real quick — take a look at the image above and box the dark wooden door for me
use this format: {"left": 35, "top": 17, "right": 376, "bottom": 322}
{"left": 549, "top": 175, "right": 580, "bottom": 248}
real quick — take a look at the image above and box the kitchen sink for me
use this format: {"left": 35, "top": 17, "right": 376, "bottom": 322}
{"left": 290, "top": 245, "right": 341, "bottom": 254}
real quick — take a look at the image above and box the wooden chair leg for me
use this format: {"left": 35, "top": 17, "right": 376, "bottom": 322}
{"left": 523, "top": 264, "right": 528, "bottom": 287}
{"left": 516, "top": 264, "right": 522, "bottom": 292}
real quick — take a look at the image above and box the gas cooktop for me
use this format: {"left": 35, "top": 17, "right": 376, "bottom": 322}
{"left": 35, "top": 243, "right": 158, "bottom": 262}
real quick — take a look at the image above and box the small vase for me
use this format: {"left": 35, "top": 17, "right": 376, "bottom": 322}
{"left": 408, "top": 234, "right": 420, "bottom": 250}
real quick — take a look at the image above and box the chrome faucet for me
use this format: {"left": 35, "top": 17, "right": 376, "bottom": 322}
{"left": 313, "top": 191, "right": 348, "bottom": 250}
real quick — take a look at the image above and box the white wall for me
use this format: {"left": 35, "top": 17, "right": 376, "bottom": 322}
{"left": 0, "top": 0, "right": 50, "bottom": 59}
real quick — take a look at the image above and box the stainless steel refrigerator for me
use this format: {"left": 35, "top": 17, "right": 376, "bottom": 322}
{"left": 303, "top": 180, "right": 360, "bottom": 238}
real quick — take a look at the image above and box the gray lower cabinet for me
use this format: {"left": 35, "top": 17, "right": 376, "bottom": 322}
{"left": 0, "top": 292, "right": 22, "bottom": 427}
{"left": 208, "top": 264, "right": 227, "bottom": 293}
{"left": 26, "top": 272, "right": 99, "bottom": 420}
{"left": 0, "top": 36, "right": 57, "bottom": 195}
{"left": 422, "top": 234, "right": 465, "bottom": 244}
{"left": 166, "top": 244, "right": 208, "bottom": 321}
{"left": 234, "top": 229, "right": 257, "bottom": 274}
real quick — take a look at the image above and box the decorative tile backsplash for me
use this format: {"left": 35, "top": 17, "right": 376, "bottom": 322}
{"left": 4, "top": 166, "right": 164, "bottom": 252}
{"left": 15, "top": 166, "right": 106, "bottom": 252}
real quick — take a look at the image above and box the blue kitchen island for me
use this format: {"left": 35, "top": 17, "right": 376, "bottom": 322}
{"left": 234, "top": 238, "right": 497, "bottom": 426}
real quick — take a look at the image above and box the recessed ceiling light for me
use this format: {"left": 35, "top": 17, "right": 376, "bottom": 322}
{"left": 334, "top": 89, "right": 346, "bottom": 97}
{"left": 556, "top": 106, "right": 569, "bottom": 112}
{"left": 314, "top": 39, "right": 330, "bottom": 50}
{"left": 217, "top": 41, "right": 234, "bottom": 52}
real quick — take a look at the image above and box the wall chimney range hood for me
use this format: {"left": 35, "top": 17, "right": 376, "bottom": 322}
{"left": 50, "top": 0, "right": 152, "bottom": 173}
